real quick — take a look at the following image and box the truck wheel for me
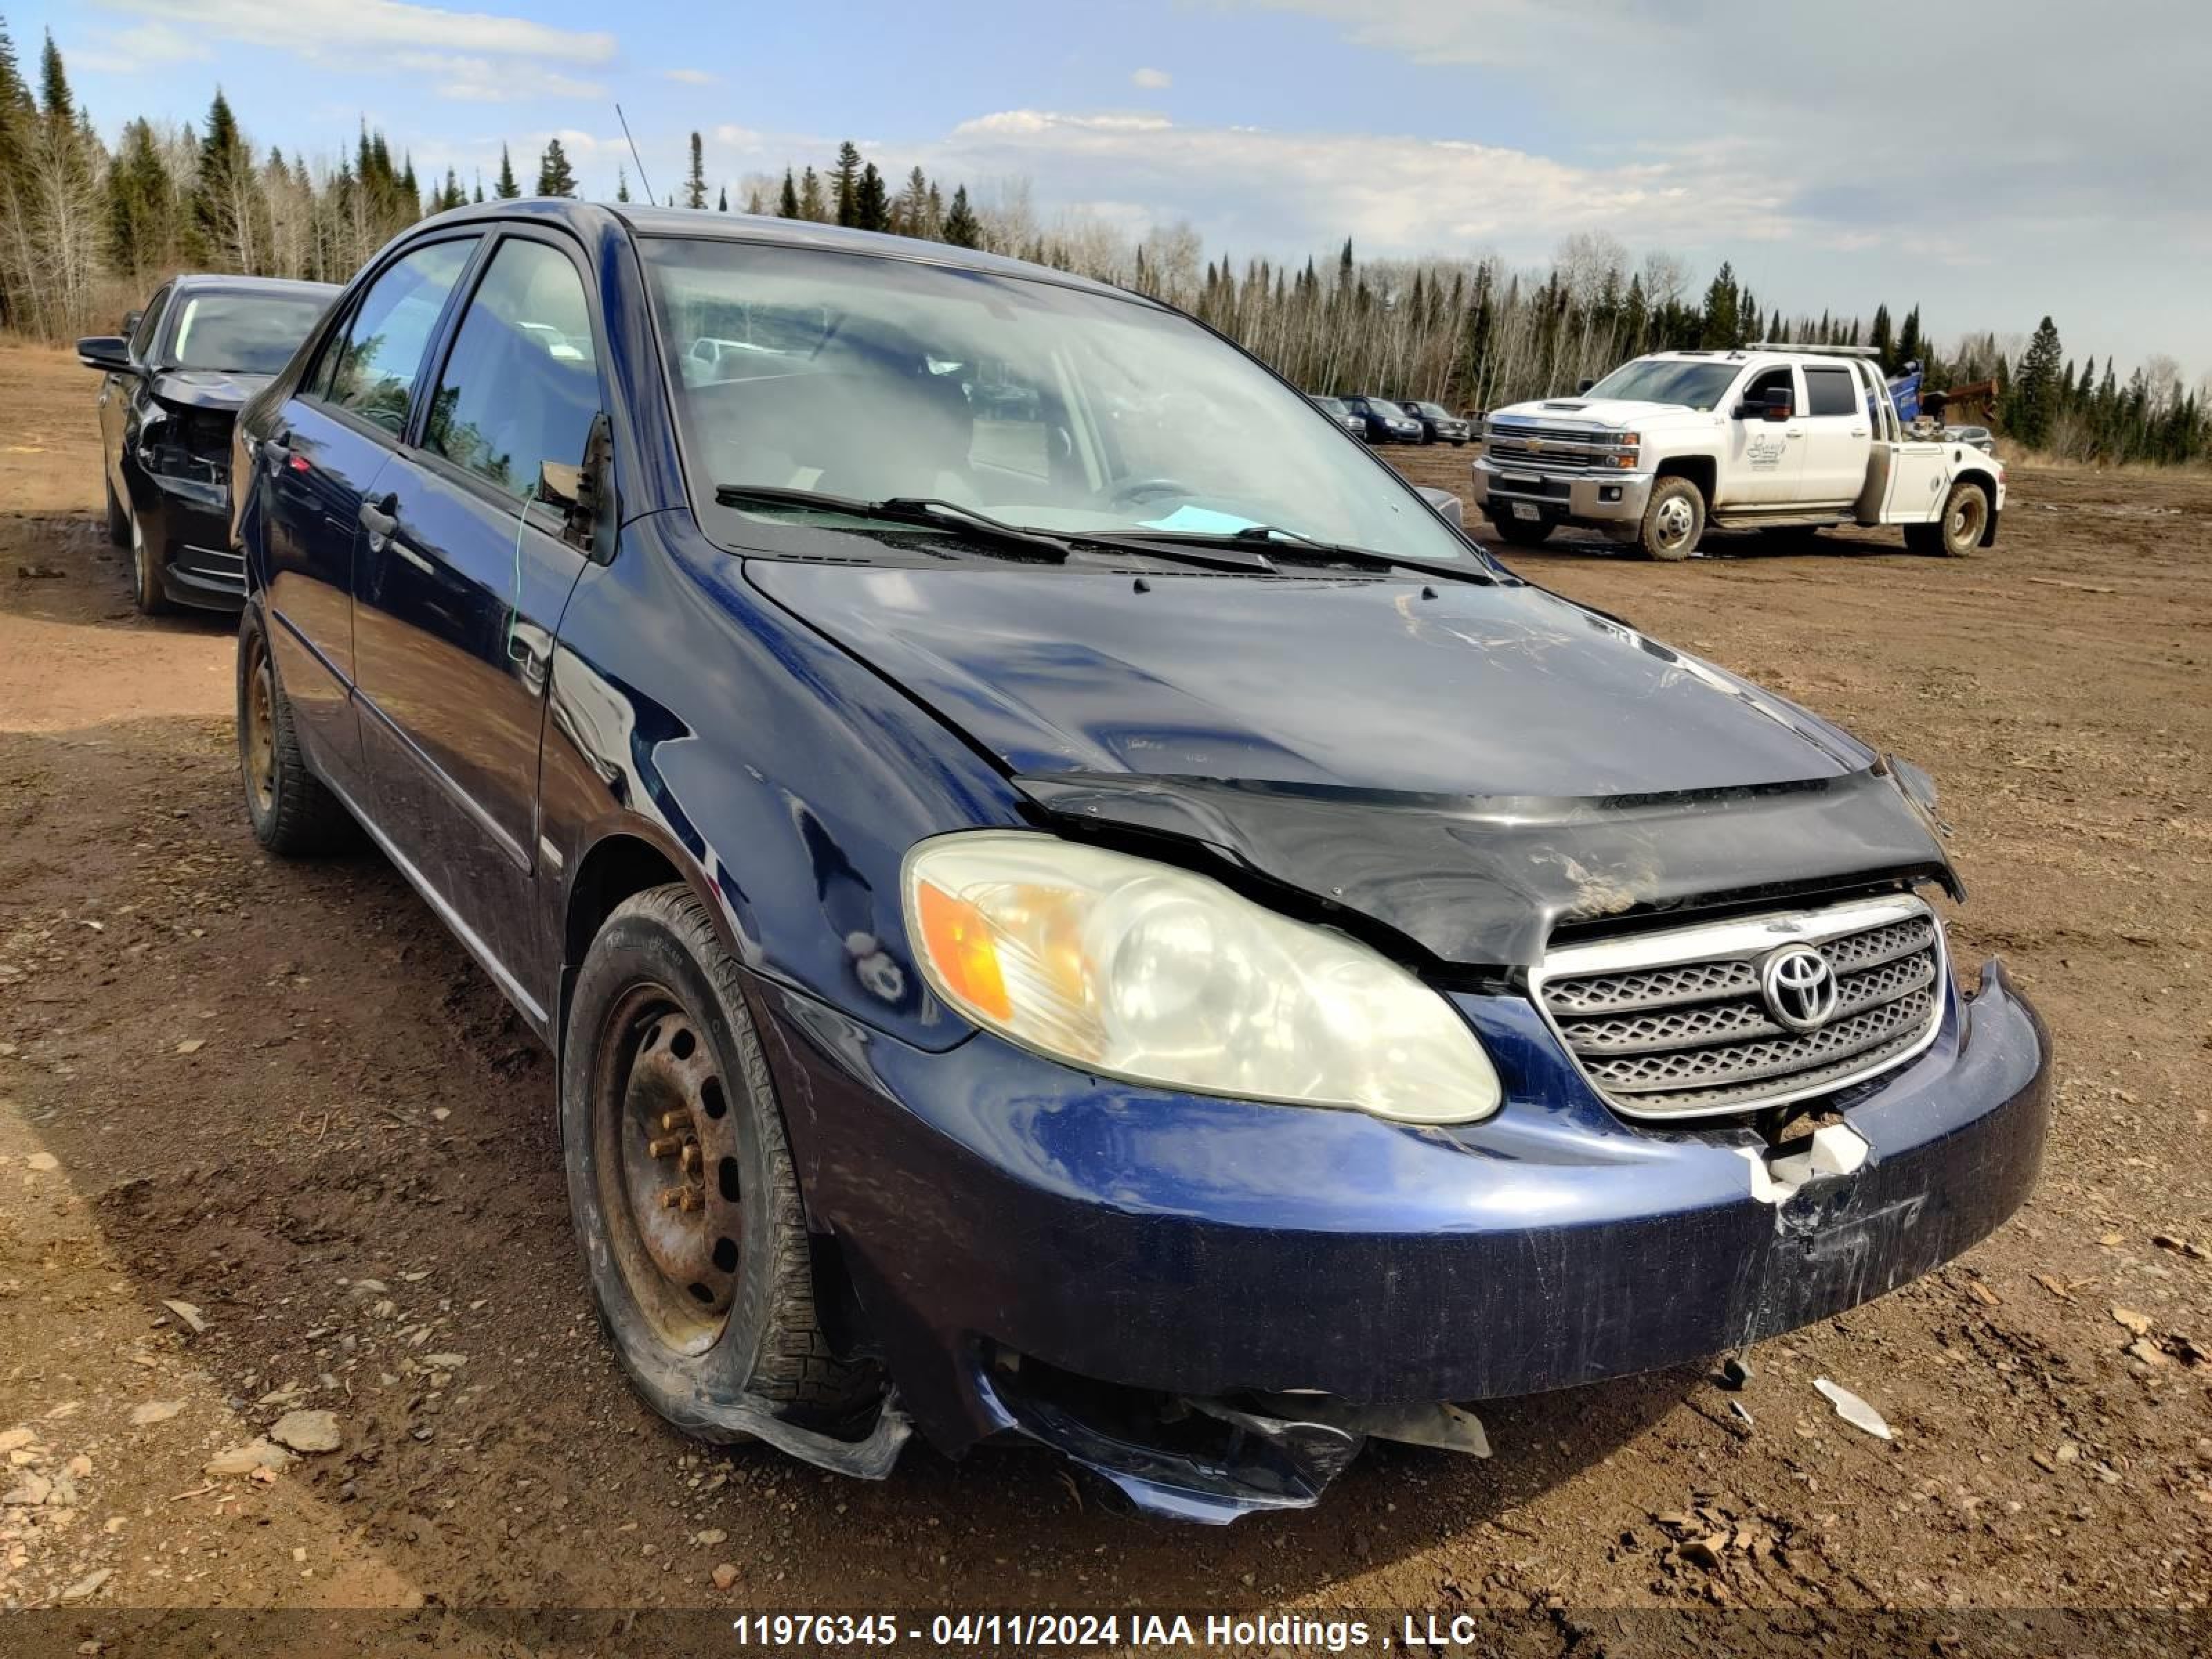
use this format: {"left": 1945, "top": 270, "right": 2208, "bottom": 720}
{"left": 561, "top": 884, "right": 878, "bottom": 1438}
{"left": 237, "top": 603, "right": 355, "bottom": 854}
{"left": 1932, "top": 480, "right": 1988, "bottom": 556}
{"left": 1491, "top": 514, "right": 1553, "bottom": 547}
{"left": 1638, "top": 477, "right": 1705, "bottom": 560}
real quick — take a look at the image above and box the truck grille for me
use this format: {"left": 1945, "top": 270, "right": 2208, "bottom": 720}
{"left": 1532, "top": 897, "right": 1946, "bottom": 1118}
{"left": 1483, "top": 420, "right": 1628, "bottom": 474}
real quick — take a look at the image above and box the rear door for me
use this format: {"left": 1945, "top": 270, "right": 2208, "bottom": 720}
{"left": 349, "top": 230, "right": 603, "bottom": 1016}
{"left": 1797, "top": 362, "right": 1873, "bottom": 507}
{"left": 256, "top": 236, "right": 482, "bottom": 786}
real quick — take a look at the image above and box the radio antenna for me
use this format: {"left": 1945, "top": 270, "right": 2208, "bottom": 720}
{"left": 615, "top": 103, "right": 655, "bottom": 203}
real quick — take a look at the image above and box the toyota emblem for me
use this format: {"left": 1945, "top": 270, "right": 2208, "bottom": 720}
{"left": 1761, "top": 945, "right": 1839, "bottom": 1031}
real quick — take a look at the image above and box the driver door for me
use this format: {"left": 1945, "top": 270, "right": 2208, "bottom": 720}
{"left": 1725, "top": 364, "right": 1806, "bottom": 505}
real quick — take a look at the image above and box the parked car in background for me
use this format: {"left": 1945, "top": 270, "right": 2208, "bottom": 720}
{"left": 77, "top": 275, "right": 337, "bottom": 612}
{"left": 1946, "top": 424, "right": 1996, "bottom": 455}
{"left": 1307, "top": 393, "right": 1365, "bottom": 437}
{"left": 230, "top": 203, "right": 2049, "bottom": 1524}
{"left": 1396, "top": 400, "right": 1472, "bottom": 446}
{"left": 1338, "top": 394, "right": 1423, "bottom": 443}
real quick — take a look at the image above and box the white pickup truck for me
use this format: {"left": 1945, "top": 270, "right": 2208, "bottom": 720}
{"left": 1472, "top": 344, "right": 2005, "bottom": 560}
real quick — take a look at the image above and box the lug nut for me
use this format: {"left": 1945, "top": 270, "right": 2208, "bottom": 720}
{"left": 677, "top": 1189, "right": 704, "bottom": 1212}
{"left": 647, "top": 1135, "right": 682, "bottom": 1159}
{"left": 680, "top": 1145, "right": 702, "bottom": 1174}
{"left": 659, "top": 1111, "right": 686, "bottom": 1132}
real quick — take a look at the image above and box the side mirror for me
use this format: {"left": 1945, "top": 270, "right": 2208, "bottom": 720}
{"left": 1577, "top": 377, "right": 1595, "bottom": 395}
{"left": 1416, "top": 485, "right": 1464, "bottom": 529}
{"left": 1761, "top": 388, "right": 1793, "bottom": 422}
{"left": 539, "top": 413, "right": 617, "bottom": 560}
{"left": 76, "top": 335, "right": 132, "bottom": 375}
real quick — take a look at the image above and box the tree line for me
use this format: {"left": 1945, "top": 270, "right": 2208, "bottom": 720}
{"left": 3, "top": 19, "right": 2204, "bottom": 467}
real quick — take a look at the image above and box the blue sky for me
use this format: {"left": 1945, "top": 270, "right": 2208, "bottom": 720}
{"left": 17, "top": 0, "right": 2212, "bottom": 379}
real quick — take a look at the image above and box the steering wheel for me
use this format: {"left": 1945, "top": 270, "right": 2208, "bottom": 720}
{"left": 1107, "top": 476, "right": 1199, "bottom": 509}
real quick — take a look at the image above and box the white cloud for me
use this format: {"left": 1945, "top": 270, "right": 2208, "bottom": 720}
{"left": 71, "top": 20, "right": 214, "bottom": 73}
{"left": 1130, "top": 66, "right": 1172, "bottom": 89}
{"left": 101, "top": 0, "right": 616, "bottom": 61}
{"left": 393, "top": 51, "right": 604, "bottom": 103}
{"left": 664, "top": 68, "right": 718, "bottom": 85}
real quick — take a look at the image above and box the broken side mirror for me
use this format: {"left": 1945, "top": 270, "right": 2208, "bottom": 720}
{"left": 537, "top": 412, "right": 617, "bottom": 561}
{"left": 1415, "top": 485, "right": 1465, "bottom": 529}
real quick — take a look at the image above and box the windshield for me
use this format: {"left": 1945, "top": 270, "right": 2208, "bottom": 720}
{"left": 1581, "top": 357, "right": 1741, "bottom": 412}
{"left": 641, "top": 238, "right": 1472, "bottom": 567}
{"left": 166, "top": 292, "right": 328, "bottom": 375}
{"left": 1311, "top": 396, "right": 1347, "bottom": 415}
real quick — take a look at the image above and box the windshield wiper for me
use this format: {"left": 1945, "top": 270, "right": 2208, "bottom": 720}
{"left": 714, "top": 485, "right": 1074, "bottom": 562}
{"left": 1118, "top": 524, "right": 1500, "bottom": 584}
{"left": 714, "top": 484, "right": 1279, "bottom": 574}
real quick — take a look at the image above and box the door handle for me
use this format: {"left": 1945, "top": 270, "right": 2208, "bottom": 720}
{"left": 1850, "top": 427, "right": 1868, "bottom": 438}
{"left": 359, "top": 493, "right": 398, "bottom": 551}
{"left": 1785, "top": 428, "right": 1803, "bottom": 438}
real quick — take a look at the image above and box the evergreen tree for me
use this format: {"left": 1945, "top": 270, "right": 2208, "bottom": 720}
{"left": 941, "top": 182, "right": 980, "bottom": 247}
{"left": 854, "top": 162, "right": 888, "bottom": 232}
{"left": 2009, "top": 315, "right": 2065, "bottom": 447}
{"left": 1868, "top": 302, "right": 1894, "bottom": 373}
{"left": 777, "top": 167, "right": 799, "bottom": 218}
{"left": 191, "top": 88, "right": 267, "bottom": 271}
{"left": 832, "top": 140, "right": 862, "bottom": 226}
{"left": 535, "top": 136, "right": 576, "bottom": 196}
{"left": 105, "top": 117, "right": 179, "bottom": 275}
{"left": 615, "top": 166, "right": 630, "bottom": 203}
{"left": 684, "top": 130, "right": 706, "bottom": 209}
{"left": 1698, "top": 261, "right": 1739, "bottom": 347}
{"left": 495, "top": 143, "right": 520, "bottom": 198}
{"left": 721, "top": 185, "right": 732, "bottom": 212}
{"left": 1895, "top": 303, "right": 1922, "bottom": 367}
{"left": 796, "top": 165, "right": 825, "bottom": 222}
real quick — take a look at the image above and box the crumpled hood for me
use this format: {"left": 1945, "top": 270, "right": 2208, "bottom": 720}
{"left": 748, "top": 562, "right": 1956, "bottom": 964}
{"left": 151, "top": 369, "right": 272, "bottom": 413}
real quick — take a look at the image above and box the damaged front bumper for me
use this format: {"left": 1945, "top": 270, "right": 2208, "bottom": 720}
{"left": 747, "top": 956, "right": 2050, "bottom": 1522}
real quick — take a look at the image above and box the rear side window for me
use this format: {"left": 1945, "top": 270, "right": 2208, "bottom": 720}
{"left": 318, "top": 238, "right": 479, "bottom": 434}
{"left": 1804, "top": 366, "right": 1859, "bottom": 418}
{"left": 424, "top": 238, "right": 600, "bottom": 502}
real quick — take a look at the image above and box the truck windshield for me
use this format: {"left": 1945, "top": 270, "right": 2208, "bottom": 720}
{"left": 1583, "top": 359, "right": 1741, "bottom": 411}
{"left": 641, "top": 237, "right": 1473, "bottom": 568}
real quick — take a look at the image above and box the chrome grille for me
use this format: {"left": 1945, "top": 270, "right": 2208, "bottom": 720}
{"left": 1533, "top": 897, "right": 1946, "bottom": 1119}
{"left": 1483, "top": 420, "right": 1632, "bottom": 474}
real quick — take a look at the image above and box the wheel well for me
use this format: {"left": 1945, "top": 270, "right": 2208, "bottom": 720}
{"left": 1655, "top": 454, "right": 1716, "bottom": 503}
{"left": 563, "top": 834, "right": 685, "bottom": 973}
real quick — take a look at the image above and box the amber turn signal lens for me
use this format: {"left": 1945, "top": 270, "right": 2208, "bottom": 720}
{"left": 915, "top": 879, "right": 1011, "bottom": 1022}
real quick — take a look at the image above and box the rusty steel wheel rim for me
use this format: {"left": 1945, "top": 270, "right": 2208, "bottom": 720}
{"left": 592, "top": 984, "right": 743, "bottom": 1352}
{"left": 1948, "top": 491, "right": 1985, "bottom": 548}
{"left": 245, "top": 635, "right": 277, "bottom": 815}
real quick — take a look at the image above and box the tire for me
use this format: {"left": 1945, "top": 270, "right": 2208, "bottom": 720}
{"left": 1638, "top": 476, "right": 1705, "bottom": 561}
{"left": 104, "top": 478, "right": 129, "bottom": 547}
{"left": 236, "top": 603, "right": 355, "bottom": 854}
{"left": 126, "top": 499, "right": 171, "bottom": 615}
{"left": 1490, "top": 514, "right": 1554, "bottom": 547}
{"left": 1929, "top": 480, "right": 1988, "bottom": 556}
{"left": 561, "top": 884, "right": 876, "bottom": 1435}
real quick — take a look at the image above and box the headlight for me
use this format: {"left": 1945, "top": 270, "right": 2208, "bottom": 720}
{"left": 902, "top": 832, "right": 1501, "bottom": 1123}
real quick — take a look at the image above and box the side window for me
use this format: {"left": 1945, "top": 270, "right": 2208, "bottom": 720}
{"left": 424, "top": 238, "right": 600, "bottom": 503}
{"left": 1740, "top": 366, "right": 1794, "bottom": 414}
{"left": 319, "top": 238, "right": 480, "bottom": 435}
{"left": 1803, "top": 366, "right": 1858, "bottom": 418}
{"left": 130, "top": 289, "right": 169, "bottom": 360}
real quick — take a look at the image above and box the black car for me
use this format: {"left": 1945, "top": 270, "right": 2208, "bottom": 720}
{"left": 1396, "top": 399, "right": 1472, "bottom": 446}
{"left": 227, "top": 201, "right": 2048, "bottom": 1523}
{"left": 1338, "top": 394, "right": 1423, "bottom": 443}
{"left": 77, "top": 275, "right": 337, "bottom": 612}
{"left": 1306, "top": 393, "right": 1366, "bottom": 437}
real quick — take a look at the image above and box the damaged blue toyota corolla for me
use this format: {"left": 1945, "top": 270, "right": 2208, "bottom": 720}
{"left": 229, "top": 201, "right": 2050, "bottom": 1524}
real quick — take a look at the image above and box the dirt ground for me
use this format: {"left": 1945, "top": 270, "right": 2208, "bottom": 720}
{"left": 1, "top": 338, "right": 2208, "bottom": 1648}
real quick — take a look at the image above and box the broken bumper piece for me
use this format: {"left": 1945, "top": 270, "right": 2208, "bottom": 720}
{"left": 749, "top": 955, "right": 2050, "bottom": 1521}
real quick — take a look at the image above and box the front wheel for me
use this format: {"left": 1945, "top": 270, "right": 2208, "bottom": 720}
{"left": 1638, "top": 477, "right": 1706, "bottom": 561}
{"left": 561, "top": 885, "right": 876, "bottom": 1438}
{"left": 127, "top": 502, "right": 171, "bottom": 615}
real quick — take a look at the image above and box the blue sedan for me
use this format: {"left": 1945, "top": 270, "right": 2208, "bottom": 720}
{"left": 229, "top": 201, "right": 2050, "bottom": 1523}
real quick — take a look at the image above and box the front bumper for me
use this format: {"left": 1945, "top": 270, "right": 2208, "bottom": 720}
{"left": 131, "top": 462, "right": 246, "bottom": 610}
{"left": 1474, "top": 453, "right": 1653, "bottom": 534}
{"left": 751, "top": 958, "right": 2051, "bottom": 1519}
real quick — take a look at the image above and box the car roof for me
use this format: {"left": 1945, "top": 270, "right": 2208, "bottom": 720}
{"left": 406, "top": 197, "right": 1154, "bottom": 308}
{"left": 168, "top": 274, "right": 341, "bottom": 299}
